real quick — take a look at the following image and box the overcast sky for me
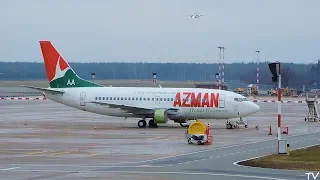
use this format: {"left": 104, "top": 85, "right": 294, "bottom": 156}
{"left": 1, "top": 0, "right": 320, "bottom": 64}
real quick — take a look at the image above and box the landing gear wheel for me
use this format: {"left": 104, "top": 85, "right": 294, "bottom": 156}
{"left": 226, "top": 123, "right": 232, "bottom": 129}
{"left": 180, "top": 122, "right": 189, "bottom": 128}
{"left": 245, "top": 125, "right": 248, "bottom": 128}
{"left": 138, "top": 120, "right": 147, "bottom": 128}
{"left": 148, "top": 119, "right": 158, "bottom": 128}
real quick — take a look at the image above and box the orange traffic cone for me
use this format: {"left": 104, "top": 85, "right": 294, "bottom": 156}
{"left": 207, "top": 135, "right": 212, "bottom": 145}
{"left": 268, "top": 125, "right": 272, "bottom": 135}
{"left": 206, "top": 123, "right": 212, "bottom": 145}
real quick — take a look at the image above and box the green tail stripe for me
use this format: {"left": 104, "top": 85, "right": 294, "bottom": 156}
{"left": 49, "top": 69, "right": 103, "bottom": 88}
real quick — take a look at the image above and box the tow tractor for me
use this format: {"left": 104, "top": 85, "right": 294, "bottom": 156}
{"left": 186, "top": 120, "right": 211, "bottom": 145}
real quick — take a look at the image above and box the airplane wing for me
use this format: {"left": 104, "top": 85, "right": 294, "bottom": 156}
{"left": 88, "top": 101, "right": 179, "bottom": 116}
{"left": 20, "top": 85, "right": 65, "bottom": 94}
{"left": 88, "top": 101, "right": 154, "bottom": 115}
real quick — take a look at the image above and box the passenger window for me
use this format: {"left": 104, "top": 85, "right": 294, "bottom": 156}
{"left": 167, "top": 98, "right": 170, "bottom": 101}
{"left": 171, "top": 98, "right": 173, "bottom": 101}
{"left": 152, "top": 98, "right": 154, "bottom": 101}
{"left": 125, "top": 97, "right": 127, "bottom": 100}
{"left": 95, "top": 97, "right": 97, "bottom": 100}
{"left": 117, "top": 97, "right": 119, "bottom": 100}
{"left": 121, "top": 97, "right": 123, "bottom": 100}
{"left": 140, "top": 97, "right": 142, "bottom": 100}
{"left": 156, "top": 98, "right": 158, "bottom": 101}
{"left": 147, "top": 98, "right": 150, "bottom": 101}
{"left": 99, "top": 97, "right": 101, "bottom": 100}
{"left": 128, "top": 97, "right": 130, "bottom": 100}
{"left": 163, "top": 98, "right": 166, "bottom": 101}
{"left": 102, "top": 97, "right": 105, "bottom": 100}
{"left": 143, "top": 97, "right": 146, "bottom": 101}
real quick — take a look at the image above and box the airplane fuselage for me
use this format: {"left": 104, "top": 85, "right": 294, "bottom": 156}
{"left": 44, "top": 86, "right": 259, "bottom": 121}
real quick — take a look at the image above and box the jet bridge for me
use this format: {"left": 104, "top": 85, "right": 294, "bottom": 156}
{"left": 305, "top": 93, "right": 320, "bottom": 121}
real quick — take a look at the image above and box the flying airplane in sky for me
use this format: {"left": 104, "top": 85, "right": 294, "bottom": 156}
{"left": 22, "top": 41, "right": 260, "bottom": 129}
{"left": 187, "top": 13, "right": 204, "bottom": 19}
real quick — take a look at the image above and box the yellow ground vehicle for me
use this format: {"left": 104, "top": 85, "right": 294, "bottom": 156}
{"left": 186, "top": 120, "right": 210, "bottom": 145}
{"left": 269, "top": 87, "right": 297, "bottom": 97}
{"left": 234, "top": 88, "right": 244, "bottom": 95}
{"left": 247, "top": 84, "right": 258, "bottom": 96}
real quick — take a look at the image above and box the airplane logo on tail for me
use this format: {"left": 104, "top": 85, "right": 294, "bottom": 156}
{"left": 67, "top": 79, "right": 75, "bottom": 86}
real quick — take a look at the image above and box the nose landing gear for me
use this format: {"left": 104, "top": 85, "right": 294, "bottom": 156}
{"left": 226, "top": 117, "right": 248, "bottom": 129}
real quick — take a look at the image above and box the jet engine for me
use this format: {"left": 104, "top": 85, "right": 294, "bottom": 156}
{"left": 153, "top": 109, "right": 169, "bottom": 124}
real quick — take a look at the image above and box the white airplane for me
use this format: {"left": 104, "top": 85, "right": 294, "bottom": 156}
{"left": 187, "top": 14, "right": 203, "bottom": 19}
{"left": 22, "top": 41, "right": 260, "bottom": 129}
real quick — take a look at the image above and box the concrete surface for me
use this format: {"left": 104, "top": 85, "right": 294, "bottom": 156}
{"left": 0, "top": 99, "right": 319, "bottom": 180}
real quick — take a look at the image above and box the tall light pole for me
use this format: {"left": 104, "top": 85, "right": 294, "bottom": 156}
{"left": 255, "top": 50, "right": 260, "bottom": 90}
{"left": 153, "top": 72, "right": 157, "bottom": 87}
{"left": 91, "top": 73, "right": 96, "bottom": 82}
{"left": 217, "top": 46, "right": 225, "bottom": 90}
{"left": 215, "top": 73, "right": 219, "bottom": 89}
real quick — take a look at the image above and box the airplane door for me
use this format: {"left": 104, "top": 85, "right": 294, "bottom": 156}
{"left": 80, "top": 92, "right": 86, "bottom": 106}
{"left": 155, "top": 96, "right": 160, "bottom": 105}
{"left": 219, "top": 94, "right": 226, "bottom": 108}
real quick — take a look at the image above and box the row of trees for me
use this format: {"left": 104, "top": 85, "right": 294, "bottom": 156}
{"left": 0, "top": 61, "right": 318, "bottom": 88}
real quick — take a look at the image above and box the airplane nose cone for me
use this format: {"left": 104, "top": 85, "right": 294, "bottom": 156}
{"left": 251, "top": 102, "right": 260, "bottom": 113}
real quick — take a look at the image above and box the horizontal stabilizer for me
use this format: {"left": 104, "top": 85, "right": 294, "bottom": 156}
{"left": 20, "top": 85, "right": 65, "bottom": 94}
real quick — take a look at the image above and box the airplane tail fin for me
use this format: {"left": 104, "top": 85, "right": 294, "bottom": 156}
{"left": 39, "top": 41, "right": 103, "bottom": 88}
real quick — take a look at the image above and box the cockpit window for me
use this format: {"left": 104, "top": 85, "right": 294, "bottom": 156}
{"left": 234, "top": 97, "right": 248, "bottom": 102}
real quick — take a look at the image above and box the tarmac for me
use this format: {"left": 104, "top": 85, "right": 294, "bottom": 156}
{"left": 0, "top": 98, "right": 319, "bottom": 180}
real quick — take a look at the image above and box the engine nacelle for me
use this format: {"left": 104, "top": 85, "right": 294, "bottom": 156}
{"left": 153, "top": 109, "right": 169, "bottom": 124}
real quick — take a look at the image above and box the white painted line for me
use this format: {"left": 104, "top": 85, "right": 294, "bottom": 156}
{"left": 233, "top": 143, "right": 320, "bottom": 172}
{"left": 105, "top": 133, "right": 310, "bottom": 165}
{"left": 1, "top": 167, "right": 20, "bottom": 171}
{"left": 6, "top": 131, "right": 320, "bottom": 168}
{"left": 105, "top": 171, "right": 288, "bottom": 180}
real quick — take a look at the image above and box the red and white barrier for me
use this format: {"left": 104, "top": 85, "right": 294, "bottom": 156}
{"left": 251, "top": 100, "right": 307, "bottom": 103}
{"left": 0, "top": 97, "right": 47, "bottom": 100}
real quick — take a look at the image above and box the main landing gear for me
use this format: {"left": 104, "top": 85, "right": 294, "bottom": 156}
{"left": 138, "top": 118, "right": 158, "bottom": 128}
